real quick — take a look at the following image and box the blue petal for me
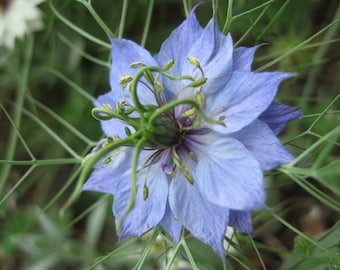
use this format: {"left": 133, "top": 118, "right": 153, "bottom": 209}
{"left": 156, "top": 9, "right": 203, "bottom": 100}
{"left": 94, "top": 92, "right": 132, "bottom": 137}
{"left": 156, "top": 9, "right": 203, "bottom": 77}
{"left": 232, "top": 120, "right": 295, "bottom": 170}
{"left": 180, "top": 19, "right": 233, "bottom": 97}
{"left": 169, "top": 173, "right": 229, "bottom": 259}
{"left": 159, "top": 203, "right": 182, "bottom": 244}
{"left": 109, "top": 38, "right": 158, "bottom": 105}
{"left": 232, "top": 46, "right": 260, "bottom": 72}
{"left": 260, "top": 101, "right": 302, "bottom": 135}
{"left": 188, "top": 133, "right": 265, "bottom": 210}
{"left": 112, "top": 157, "right": 169, "bottom": 239}
{"left": 229, "top": 210, "right": 254, "bottom": 234}
{"left": 82, "top": 166, "right": 116, "bottom": 194}
{"left": 204, "top": 71, "right": 293, "bottom": 134}
{"left": 82, "top": 147, "right": 132, "bottom": 194}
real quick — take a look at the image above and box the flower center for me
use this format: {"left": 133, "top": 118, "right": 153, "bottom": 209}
{"left": 92, "top": 57, "right": 215, "bottom": 148}
{"left": 91, "top": 57, "right": 224, "bottom": 157}
{"left": 80, "top": 58, "right": 225, "bottom": 229}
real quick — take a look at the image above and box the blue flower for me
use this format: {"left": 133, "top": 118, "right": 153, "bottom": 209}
{"left": 82, "top": 9, "right": 302, "bottom": 259}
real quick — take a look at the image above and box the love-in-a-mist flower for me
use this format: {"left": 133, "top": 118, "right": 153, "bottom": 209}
{"left": 0, "top": 0, "right": 44, "bottom": 49}
{"left": 82, "top": 9, "right": 302, "bottom": 259}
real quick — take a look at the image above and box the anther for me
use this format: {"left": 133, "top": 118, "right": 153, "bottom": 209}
{"left": 154, "top": 81, "right": 164, "bottom": 92}
{"left": 120, "top": 75, "right": 133, "bottom": 88}
{"left": 104, "top": 157, "right": 112, "bottom": 164}
{"left": 196, "top": 92, "right": 204, "bottom": 106}
{"left": 182, "top": 108, "right": 196, "bottom": 117}
{"left": 130, "top": 61, "right": 144, "bottom": 68}
{"left": 143, "top": 185, "right": 149, "bottom": 200}
{"left": 125, "top": 127, "right": 132, "bottom": 136}
{"left": 102, "top": 103, "right": 112, "bottom": 110}
{"left": 111, "top": 135, "right": 120, "bottom": 141}
{"left": 188, "top": 77, "right": 207, "bottom": 88}
{"left": 218, "top": 115, "right": 226, "bottom": 121}
{"left": 187, "top": 56, "right": 201, "bottom": 67}
{"left": 163, "top": 59, "right": 175, "bottom": 70}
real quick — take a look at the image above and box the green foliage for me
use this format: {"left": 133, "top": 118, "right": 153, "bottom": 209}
{"left": 280, "top": 222, "right": 340, "bottom": 270}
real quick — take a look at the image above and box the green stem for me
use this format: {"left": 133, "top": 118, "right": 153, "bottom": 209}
{"left": 299, "top": 4, "right": 340, "bottom": 108}
{"left": 180, "top": 230, "right": 200, "bottom": 269}
{"left": 307, "top": 93, "right": 340, "bottom": 132}
{"left": 29, "top": 97, "right": 96, "bottom": 145}
{"left": 222, "top": 0, "right": 233, "bottom": 34}
{"left": 129, "top": 66, "right": 194, "bottom": 116}
{"left": 255, "top": 0, "right": 291, "bottom": 43}
{"left": 211, "top": 0, "right": 217, "bottom": 15}
{"left": 118, "top": 0, "right": 129, "bottom": 38}
{"left": 148, "top": 98, "right": 224, "bottom": 127}
{"left": 50, "top": 0, "right": 111, "bottom": 48}
{"left": 0, "top": 104, "right": 35, "bottom": 159}
{"left": 256, "top": 17, "right": 340, "bottom": 71}
{"left": 268, "top": 209, "right": 327, "bottom": 252}
{"left": 58, "top": 33, "right": 110, "bottom": 68}
{"left": 165, "top": 232, "right": 184, "bottom": 270}
{"left": 0, "top": 166, "right": 36, "bottom": 206}
{"left": 23, "top": 108, "right": 82, "bottom": 159}
{"left": 234, "top": 3, "right": 269, "bottom": 47}
{"left": 233, "top": 0, "right": 276, "bottom": 20}
{"left": 92, "top": 107, "right": 140, "bottom": 130}
{"left": 44, "top": 166, "right": 83, "bottom": 212}
{"left": 132, "top": 229, "right": 159, "bottom": 270}
{"left": 60, "top": 131, "right": 142, "bottom": 216}
{"left": 0, "top": 158, "right": 81, "bottom": 166}
{"left": 182, "top": 0, "right": 190, "bottom": 18}
{"left": 80, "top": 0, "right": 115, "bottom": 37}
{"left": 290, "top": 125, "right": 340, "bottom": 166}
{"left": 0, "top": 36, "right": 33, "bottom": 196}
{"left": 140, "top": 0, "right": 154, "bottom": 47}
{"left": 45, "top": 68, "right": 95, "bottom": 102}
{"left": 117, "top": 137, "right": 146, "bottom": 233}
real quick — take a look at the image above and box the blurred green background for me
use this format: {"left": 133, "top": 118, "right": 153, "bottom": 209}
{"left": 0, "top": 0, "right": 339, "bottom": 269}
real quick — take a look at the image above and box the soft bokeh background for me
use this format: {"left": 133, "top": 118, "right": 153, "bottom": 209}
{"left": 0, "top": 0, "right": 339, "bottom": 269}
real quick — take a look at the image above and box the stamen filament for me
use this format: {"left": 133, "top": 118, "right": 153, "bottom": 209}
{"left": 117, "top": 137, "right": 146, "bottom": 233}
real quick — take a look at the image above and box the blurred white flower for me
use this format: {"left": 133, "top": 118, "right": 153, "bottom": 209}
{"left": 0, "top": 0, "right": 44, "bottom": 49}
